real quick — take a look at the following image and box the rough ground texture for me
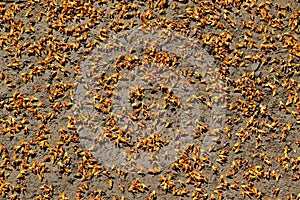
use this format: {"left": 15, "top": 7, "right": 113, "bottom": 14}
{"left": 0, "top": 0, "right": 300, "bottom": 199}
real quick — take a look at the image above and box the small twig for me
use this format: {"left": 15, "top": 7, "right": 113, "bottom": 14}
{"left": 0, "top": 96, "right": 12, "bottom": 101}
{"left": 253, "top": 61, "right": 261, "bottom": 72}
{"left": 4, "top": 0, "right": 27, "bottom": 3}
{"left": 274, "top": 49, "right": 289, "bottom": 54}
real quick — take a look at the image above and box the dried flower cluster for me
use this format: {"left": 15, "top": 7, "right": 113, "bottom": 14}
{"left": 0, "top": 0, "right": 299, "bottom": 199}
